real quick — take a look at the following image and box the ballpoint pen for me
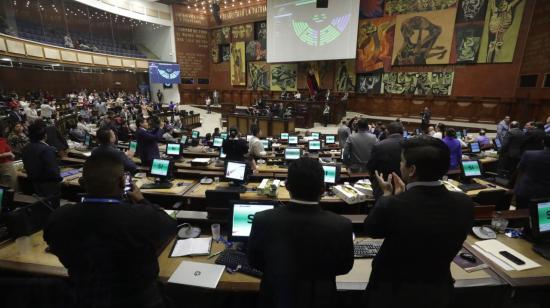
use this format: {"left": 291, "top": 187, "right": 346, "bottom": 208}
{"left": 207, "top": 250, "right": 223, "bottom": 259}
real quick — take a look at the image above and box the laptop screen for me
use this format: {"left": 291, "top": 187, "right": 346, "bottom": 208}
{"left": 129, "top": 141, "right": 137, "bottom": 152}
{"left": 470, "top": 142, "right": 481, "bottom": 154}
{"left": 192, "top": 131, "right": 200, "bottom": 139}
{"left": 309, "top": 140, "right": 321, "bottom": 151}
{"left": 462, "top": 160, "right": 481, "bottom": 177}
{"left": 232, "top": 203, "right": 274, "bottom": 238}
{"left": 260, "top": 139, "right": 270, "bottom": 150}
{"left": 325, "top": 135, "right": 335, "bottom": 144}
{"left": 285, "top": 148, "right": 301, "bottom": 160}
{"left": 220, "top": 132, "right": 228, "bottom": 140}
{"left": 280, "top": 133, "right": 289, "bottom": 140}
{"left": 180, "top": 135, "right": 188, "bottom": 145}
{"left": 311, "top": 132, "right": 320, "bottom": 139}
{"left": 323, "top": 165, "right": 338, "bottom": 184}
{"left": 288, "top": 136, "right": 298, "bottom": 144}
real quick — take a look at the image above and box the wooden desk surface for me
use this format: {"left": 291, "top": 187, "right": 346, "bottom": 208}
{"left": 0, "top": 232, "right": 501, "bottom": 291}
{"left": 183, "top": 181, "right": 344, "bottom": 203}
{"left": 448, "top": 179, "right": 508, "bottom": 197}
{"left": 464, "top": 235, "right": 550, "bottom": 287}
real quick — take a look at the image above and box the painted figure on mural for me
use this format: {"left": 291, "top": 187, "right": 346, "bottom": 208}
{"left": 487, "top": 0, "right": 522, "bottom": 62}
{"left": 394, "top": 16, "right": 447, "bottom": 65}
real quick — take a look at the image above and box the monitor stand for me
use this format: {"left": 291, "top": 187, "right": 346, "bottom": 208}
{"left": 141, "top": 178, "right": 173, "bottom": 190}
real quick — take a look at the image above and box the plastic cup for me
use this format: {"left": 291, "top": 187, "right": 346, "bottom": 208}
{"left": 211, "top": 223, "right": 221, "bottom": 241}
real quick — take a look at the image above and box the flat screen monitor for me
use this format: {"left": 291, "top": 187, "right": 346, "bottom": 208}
{"left": 220, "top": 132, "right": 228, "bottom": 140}
{"left": 213, "top": 137, "right": 223, "bottom": 147}
{"left": 246, "top": 135, "right": 254, "bottom": 142}
{"left": 288, "top": 136, "right": 298, "bottom": 145}
{"left": 166, "top": 143, "right": 181, "bottom": 156}
{"left": 308, "top": 140, "right": 321, "bottom": 151}
{"left": 230, "top": 201, "right": 275, "bottom": 241}
{"left": 493, "top": 138, "right": 502, "bottom": 150}
{"left": 129, "top": 141, "right": 137, "bottom": 152}
{"left": 260, "top": 139, "right": 271, "bottom": 151}
{"left": 461, "top": 160, "right": 482, "bottom": 178}
{"left": 322, "top": 165, "right": 340, "bottom": 184}
{"left": 224, "top": 161, "right": 248, "bottom": 183}
{"left": 469, "top": 142, "right": 481, "bottom": 154}
{"left": 325, "top": 135, "right": 335, "bottom": 144}
{"left": 285, "top": 148, "right": 301, "bottom": 160}
{"left": 151, "top": 159, "right": 171, "bottom": 177}
{"left": 192, "top": 130, "right": 200, "bottom": 139}
{"left": 311, "top": 132, "right": 321, "bottom": 140}
{"left": 180, "top": 135, "right": 188, "bottom": 145}
{"left": 530, "top": 200, "right": 550, "bottom": 240}
{"left": 280, "top": 133, "right": 289, "bottom": 140}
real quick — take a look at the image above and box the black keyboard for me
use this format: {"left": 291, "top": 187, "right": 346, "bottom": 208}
{"left": 141, "top": 182, "right": 173, "bottom": 189}
{"left": 354, "top": 241, "right": 382, "bottom": 258}
{"left": 215, "top": 249, "right": 263, "bottom": 278}
{"left": 216, "top": 186, "right": 247, "bottom": 193}
{"left": 458, "top": 183, "right": 486, "bottom": 192}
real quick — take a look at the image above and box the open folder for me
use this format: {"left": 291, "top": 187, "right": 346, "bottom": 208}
{"left": 170, "top": 237, "right": 212, "bottom": 258}
{"left": 472, "top": 239, "right": 541, "bottom": 271}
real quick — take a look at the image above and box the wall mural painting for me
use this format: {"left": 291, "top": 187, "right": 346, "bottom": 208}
{"left": 255, "top": 21, "right": 267, "bottom": 40}
{"left": 248, "top": 62, "right": 270, "bottom": 91}
{"left": 360, "top": 0, "right": 385, "bottom": 19}
{"left": 392, "top": 8, "right": 457, "bottom": 65}
{"left": 246, "top": 40, "right": 267, "bottom": 61}
{"left": 478, "top": 0, "right": 525, "bottom": 63}
{"left": 381, "top": 72, "right": 454, "bottom": 96}
{"left": 230, "top": 42, "right": 246, "bottom": 86}
{"left": 357, "top": 72, "right": 383, "bottom": 94}
{"left": 456, "top": 0, "right": 489, "bottom": 23}
{"left": 211, "top": 46, "right": 220, "bottom": 64}
{"left": 270, "top": 64, "right": 298, "bottom": 91}
{"left": 335, "top": 60, "right": 356, "bottom": 92}
{"left": 385, "top": 0, "right": 457, "bottom": 15}
{"left": 212, "top": 27, "right": 231, "bottom": 45}
{"left": 231, "top": 23, "right": 254, "bottom": 42}
{"left": 357, "top": 16, "right": 395, "bottom": 73}
{"left": 220, "top": 44, "right": 231, "bottom": 62}
{"left": 454, "top": 25, "right": 483, "bottom": 63}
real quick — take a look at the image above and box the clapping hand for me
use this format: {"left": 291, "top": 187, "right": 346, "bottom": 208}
{"left": 375, "top": 171, "right": 406, "bottom": 196}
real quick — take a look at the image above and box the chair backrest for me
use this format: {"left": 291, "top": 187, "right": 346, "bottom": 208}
{"left": 473, "top": 190, "right": 510, "bottom": 211}
{"left": 473, "top": 204, "right": 496, "bottom": 220}
{"left": 205, "top": 190, "right": 240, "bottom": 220}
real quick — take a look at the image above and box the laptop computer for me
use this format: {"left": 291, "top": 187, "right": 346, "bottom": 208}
{"left": 168, "top": 260, "right": 225, "bottom": 289}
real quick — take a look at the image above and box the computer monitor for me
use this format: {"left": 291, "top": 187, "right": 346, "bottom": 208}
{"left": 150, "top": 159, "right": 172, "bottom": 178}
{"left": 83, "top": 133, "right": 92, "bottom": 148}
{"left": 280, "top": 133, "right": 289, "bottom": 140}
{"left": 325, "top": 135, "right": 335, "bottom": 144}
{"left": 308, "top": 140, "right": 321, "bottom": 151}
{"left": 166, "top": 143, "right": 181, "bottom": 156}
{"left": 456, "top": 131, "right": 463, "bottom": 139}
{"left": 230, "top": 201, "right": 275, "bottom": 241}
{"left": 311, "top": 132, "right": 321, "bottom": 140}
{"left": 213, "top": 137, "right": 223, "bottom": 147}
{"left": 129, "top": 141, "right": 137, "bottom": 152}
{"left": 322, "top": 165, "right": 340, "bottom": 184}
{"left": 288, "top": 136, "right": 298, "bottom": 145}
{"left": 403, "top": 131, "right": 409, "bottom": 139}
{"left": 192, "top": 130, "right": 200, "bottom": 139}
{"left": 224, "top": 160, "right": 248, "bottom": 185}
{"left": 285, "top": 148, "right": 301, "bottom": 160}
{"left": 180, "top": 135, "right": 188, "bottom": 145}
{"left": 469, "top": 142, "right": 481, "bottom": 154}
{"left": 220, "top": 132, "right": 228, "bottom": 140}
{"left": 461, "top": 160, "right": 482, "bottom": 179}
{"left": 529, "top": 199, "right": 550, "bottom": 241}
{"left": 246, "top": 135, "right": 254, "bottom": 142}
{"left": 260, "top": 139, "right": 271, "bottom": 151}
{"left": 493, "top": 138, "right": 502, "bottom": 150}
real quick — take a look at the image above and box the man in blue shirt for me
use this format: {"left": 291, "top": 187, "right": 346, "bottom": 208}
{"left": 497, "top": 116, "right": 510, "bottom": 142}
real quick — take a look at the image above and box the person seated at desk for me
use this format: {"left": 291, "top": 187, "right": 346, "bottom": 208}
{"left": 93, "top": 128, "right": 137, "bottom": 174}
{"left": 135, "top": 117, "right": 164, "bottom": 167}
{"left": 364, "top": 136, "right": 473, "bottom": 308}
{"left": 212, "top": 127, "right": 221, "bottom": 138}
{"left": 514, "top": 134, "right": 550, "bottom": 209}
{"left": 162, "top": 125, "right": 178, "bottom": 143}
{"left": 21, "top": 121, "right": 62, "bottom": 202}
{"left": 222, "top": 127, "right": 248, "bottom": 161}
{"left": 44, "top": 151, "right": 177, "bottom": 308}
{"left": 442, "top": 128, "right": 462, "bottom": 171}
{"left": 187, "top": 138, "right": 208, "bottom": 154}
{"left": 248, "top": 125, "right": 267, "bottom": 168}
{"left": 476, "top": 130, "right": 491, "bottom": 148}
{"left": 248, "top": 157, "right": 354, "bottom": 308}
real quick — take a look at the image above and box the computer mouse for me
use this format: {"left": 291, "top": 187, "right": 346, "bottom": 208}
{"left": 459, "top": 252, "right": 477, "bottom": 263}
{"left": 472, "top": 226, "right": 497, "bottom": 240}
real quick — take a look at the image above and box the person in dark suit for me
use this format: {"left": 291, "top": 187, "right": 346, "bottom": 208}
{"left": 93, "top": 128, "right": 137, "bottom": 174}
{"left": 364, "top": 136, "right": 473, "bottom": 308}
{"left": 520, "top": 122, "right": 546, "bottom": 154}
{"left": 135, "top": 117, "right": 164, "bottom": 167}
{"left": 45, "top": 119, "right": 69, "bottom": 156}
{"left": 222, "top": 127, "right": 248, "bottom": 162}
{"left": 367, "top": 121, "right": 404, "bottom": 200}
{"left": 420, "top": 106, "right": 431, "bottom": 133}
{"left": 514, "top": 134, "right": 550, "bottom": 209}
{"left": 21, "top": 121, "right": 62, "bottom": 203}
{"left": 44, "top": 151, "right": 176, "bottom": 308}
{"left": 499, "top": 121, "right": 524, "bottom": 176}
{"left": 248, "top": 157, "right": 354, "bottom": 308}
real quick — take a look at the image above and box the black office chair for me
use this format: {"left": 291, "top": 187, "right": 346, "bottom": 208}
{"left": 205, "top": 190, "right": 240, "bottom": 221}
{"left": 473, "top": 189, "right": 512, "bottom": 211}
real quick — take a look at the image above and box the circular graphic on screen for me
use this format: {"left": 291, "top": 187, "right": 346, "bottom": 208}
{"left": 291, "top": 13, "right": 351, "bottom": 47}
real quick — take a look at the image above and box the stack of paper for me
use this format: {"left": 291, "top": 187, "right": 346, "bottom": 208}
{"left": 472, "top": 239, "right": 541, "bottom": 271}
{"left": 170, "top": 237, "right": 212, "bottom": 257}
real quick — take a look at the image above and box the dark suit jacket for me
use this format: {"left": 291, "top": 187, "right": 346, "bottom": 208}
{"left": 501, "top": 128, "right": 524, "bottom": 160}
{"left": 367, "top": 134, "right": 404, "bottom": 200}
{"left": 222, "top": 138, "right": 248, "bottom": 162}
{"left": 521, "top": 128, "right": 545, "bottom": 153}
{"left": 46, "top": 125, "right": 69, "bottom": 152}
{"left": 22, "top": 141, "right": 62, "bottom": 183}
{"left": 135, "top": 128, "right": 163, "bottom": 165}
{"left": 515, "top": 148, "right": 550, "bottom": 200}
{"left": 365, "top": 185, "right": 473, "bottom": 288}
{"left": 248, "top": 203, "right": 354, "bottom": 308}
